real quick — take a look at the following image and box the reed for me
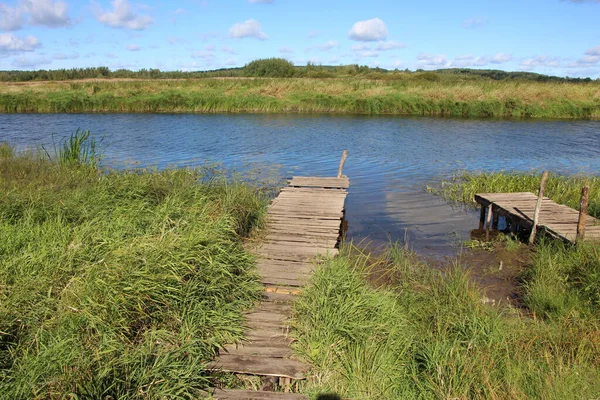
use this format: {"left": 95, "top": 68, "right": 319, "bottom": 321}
{"left": 0, "top": 145, "right": 267, "bottom": 398}
{"left": 293, "top": 243, "right": 600, "bottom": 399}
{"left": 0, "top": 77, "right": 598, "bottom": 119}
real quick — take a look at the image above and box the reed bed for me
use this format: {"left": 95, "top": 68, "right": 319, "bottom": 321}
{"left": 429, "top": 171, "right": 600, "bottom": 218}
{"left": 293, "top": 243, "right": 600, "bottom": 399}
{"left": 0, "top": 143, "right": 267, "bottom": 398}
{"left": 0, "top": 77, "right": 598, "bottom": 118}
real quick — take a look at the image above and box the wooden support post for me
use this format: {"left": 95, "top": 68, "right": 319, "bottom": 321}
{"left": 337, "top": 150, "right": 348, "bottom": 178}
{"left": 485, "top": 204, "right": 493, "bottom": 241}
{"left": 510, "top": 217, "right": 519, "bottom": 234}
{"left": 479, "top": 205, "right": 486, "bottom": 230}
{"left": 576, "top": 186, "right": 589, "bottom": 244}
{"left": 528, "top": 171, "right": 549, "bottom": 245}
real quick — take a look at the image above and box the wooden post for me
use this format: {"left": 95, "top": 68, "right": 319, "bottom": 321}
{"left": 485, "top": 204, "right": 493, "bottom": 241}
{"left": 337, "top": 150, "right": 348, "bottom": 178}
{"left": 479, "top": 205, "right": 486, "bottom": 230}
{"left": 528, "top": 171, "right": 549, "bottom": 245}
{"left": 576, "top": 186, "right": 589, "bottom": 244}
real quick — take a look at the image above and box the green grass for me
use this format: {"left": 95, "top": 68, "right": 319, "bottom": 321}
{"left": 1, "top": 76, "right": 599, "bottom": 118}
{"left": 293, "top": 243, "right": 600, "bottom": 399}
{"left": 428, "top": 171, "right": 600, "bottom": 218}
{"left": 0, "top": 144, "right": 267, "bottom": 398}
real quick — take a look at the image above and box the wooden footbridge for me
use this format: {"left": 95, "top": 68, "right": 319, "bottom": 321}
{"left": 210, "top": 152, "right": 349, "bottom": 400}
{"left": 474, "top": 172, "right": 598, "bottom": 244}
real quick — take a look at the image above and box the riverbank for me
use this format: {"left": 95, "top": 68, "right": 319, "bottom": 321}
{"left": 1, "top": 77, "right": 599, "bottom": 119}
{"left": 293, "top": 242, "right": 600, "bottom": 399}
{"left": 0, "top": 143, "right": 267, "bottom": 398}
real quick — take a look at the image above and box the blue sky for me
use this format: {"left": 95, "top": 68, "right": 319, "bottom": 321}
{"left": 0, "top": 0, "right": 599, "bottom": 77}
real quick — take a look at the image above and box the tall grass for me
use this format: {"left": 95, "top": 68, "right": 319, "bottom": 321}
{"left": 0, "top": 77, "right": 598, "bottom": 118}
{"left": 293, "top": 243, "right": 600, "bottom": 399}
{"left": 0, "top": 146, "right": 267, "bottom": 398}
{"left": 429, "top": 171, "right": 600, "bottom": 218}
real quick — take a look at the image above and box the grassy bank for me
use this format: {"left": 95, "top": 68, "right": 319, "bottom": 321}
{"left": 0, "top": 144, "right": 267, "bottom": 398}
{"left": 293, "top": 244, "right": 600, "bottom": 399}
{"left": 428, "top": 171, "right": 600, "bottom": 218}
{"left": 1, "top": 76, "right": 599, "bottom": 118}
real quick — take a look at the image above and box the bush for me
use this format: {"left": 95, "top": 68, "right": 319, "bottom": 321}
{"left": 244, "top": 58, "right": 296, "bottom": 78}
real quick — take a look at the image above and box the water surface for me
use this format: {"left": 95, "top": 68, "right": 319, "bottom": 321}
{"left": 2, "top": 113, "right": 599, "bottom": 256}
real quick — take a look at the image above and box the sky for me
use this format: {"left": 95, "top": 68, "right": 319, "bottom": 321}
{"left": 0, "top": 0, "right": 599, "bottom": 78}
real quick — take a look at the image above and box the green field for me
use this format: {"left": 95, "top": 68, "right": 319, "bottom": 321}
{"left": 0, "top": 142, "right": 267, "bottom": 398}
{"left": 1, "top": 68, "right": 599, "bottom": 118}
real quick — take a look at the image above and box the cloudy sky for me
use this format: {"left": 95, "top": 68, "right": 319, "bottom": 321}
{"left": 0, "top": 0, "right": 599, "bottom": 77}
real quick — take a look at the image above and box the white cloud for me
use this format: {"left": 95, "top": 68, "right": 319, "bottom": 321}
{"left": 417, "top": 53, "right": 448, "bottom": 68}
{"left": 0, "top": 33, "right": 40, "bottom": 53}
{"left": 278, "top": 46, "right": 294, "bottom": 54}
{"left": 449, "top": 55, "right": 488, "bottom": 67}
{"left": 585, "top": 45, "right": 600, "bottom": 56}
{"left": 567, "top": 47, "right": 600, "bottom": 68}
{"left": 21, "top": 0, "right": 71, "bottom": 27}
{"left": 53, "top": 52, "right": 78, "bottom": 59}
{"left": 126, "top": 44, "right": 140, "bottom": 51}
{"left": 356, "top": 50, "right": 379, "bottom": 58}
{"left": 352, "top": 43, "right": 371, "bottom": 51}
{"left": 229, "top": 19, "right": 267, "bottom": 40}
{"left": 307, "top": 30, "right": 319, "bottom": 38}
{"left": 249, "top": 0, "right": 274, "bottom": 3}
{"left": 0, "top": 3, "right": 23, "bottom": 30}
{"left": 12, "top": 55, "right": 51, "bottom": 67}
{"left": 0, "top": 0, "right": 71, "bottom": 30}
{"left": 94, "top": 0, "right": 153, "bottom": 30}
{"left": 375, "top": 40, "right": 406, "bottom": 51}
{"left": 191, "top": 50, "right": 214, "bottom": 59}
{"left": 105, "top": 52, "right": 117, "bottom": 59}
{"left": 392, "top": 59, "right": 404, "bottom": 69}
{"left": 225, "top": 58, "right": 237, "bottom": 66}
{"left": 491, "top": 53, "right": 512, "bottom": 64}
{"left": 520, "top": 56, "right": 561, "bottom": 69}
{"left": 221, "top": 46, "right": 237, "bottom": 54}
{"left": 172, "top": 8, "right": 186, "bottom": 14}
{"left": 348, "top": 18, "right": 387, "bottom": 42}
{"left": 317, "top": 40, "right": 338, "bottom": 51}
{"left": 462, "top": 17, "right": 487, "bottom": 29}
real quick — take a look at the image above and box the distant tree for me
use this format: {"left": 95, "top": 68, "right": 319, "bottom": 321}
{"left": 244, "top": 58, "right": 296, "bottom": 77}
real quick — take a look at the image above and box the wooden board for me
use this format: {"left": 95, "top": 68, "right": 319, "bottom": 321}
{"left": 212, "top": 389, "right": 308, "bottom": 400}
{"left": 475, "top": 192, "right": 600, "bottom": 243}
{"left": 211, "top": 175, "right": 348, "bottom": 387}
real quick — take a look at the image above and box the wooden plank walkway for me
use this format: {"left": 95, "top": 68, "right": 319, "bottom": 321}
{"left": 474, "top": 192, "right": 600, "bottom": 242}
{"left": 210, "top": 175, "right": 349, "bottom": 399}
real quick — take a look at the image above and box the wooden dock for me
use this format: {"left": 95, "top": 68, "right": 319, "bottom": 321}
{"left": 474, "top": 192, "right": 600, "bottom": 243}
{"left": 210, "top": 156, "right": 349, "bottom": 399}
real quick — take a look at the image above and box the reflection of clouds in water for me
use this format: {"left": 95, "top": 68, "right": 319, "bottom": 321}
{"left": 382, "top": 190, "right": 476, "bottom": 255}
{"left": 3, "top": 113, "right": 600, "bottom": 257}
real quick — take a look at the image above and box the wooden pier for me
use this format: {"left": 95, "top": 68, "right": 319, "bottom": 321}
{"left": 210, "top": 153, "right": 349, "bottom": 399}
{"left": 474, "top": 192, "right": 600, "bottom": 243}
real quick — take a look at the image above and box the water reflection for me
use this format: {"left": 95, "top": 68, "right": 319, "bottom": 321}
{"left": 2, "top": 113, "right": 599, "bottom": 256}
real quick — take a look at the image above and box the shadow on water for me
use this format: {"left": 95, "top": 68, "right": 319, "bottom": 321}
{"left": 2, "top": 113, "right": 599, "bottom": 258}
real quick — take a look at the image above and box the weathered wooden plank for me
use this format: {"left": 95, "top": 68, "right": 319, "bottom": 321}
{"left": 212, "top": 389, "right": 308, "bottom": 400}
{"left": 210, "top": 355, "right": 308, "bottom": 379}
{"left": 475, "top": 191, "right": 599, "bottom": 243}
{"left": 289, "top": 177, "right": 349, "bottom": 189}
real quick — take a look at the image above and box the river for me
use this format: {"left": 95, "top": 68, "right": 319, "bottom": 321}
{"left": 2, "top": 113, "right": 599, "bottom": 256}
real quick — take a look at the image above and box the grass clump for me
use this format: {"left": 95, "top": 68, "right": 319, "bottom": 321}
{"left": 293, "top": 243, "right": 600, "bottom": 399}
{"left": 524, "top": 241, "right": 600, "bottom": 319}
{"left": 429, "top": 171, "right": 600, "bottom": 218}
{"left": 0, "top": 147, "right": 267, "bottom": 398}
